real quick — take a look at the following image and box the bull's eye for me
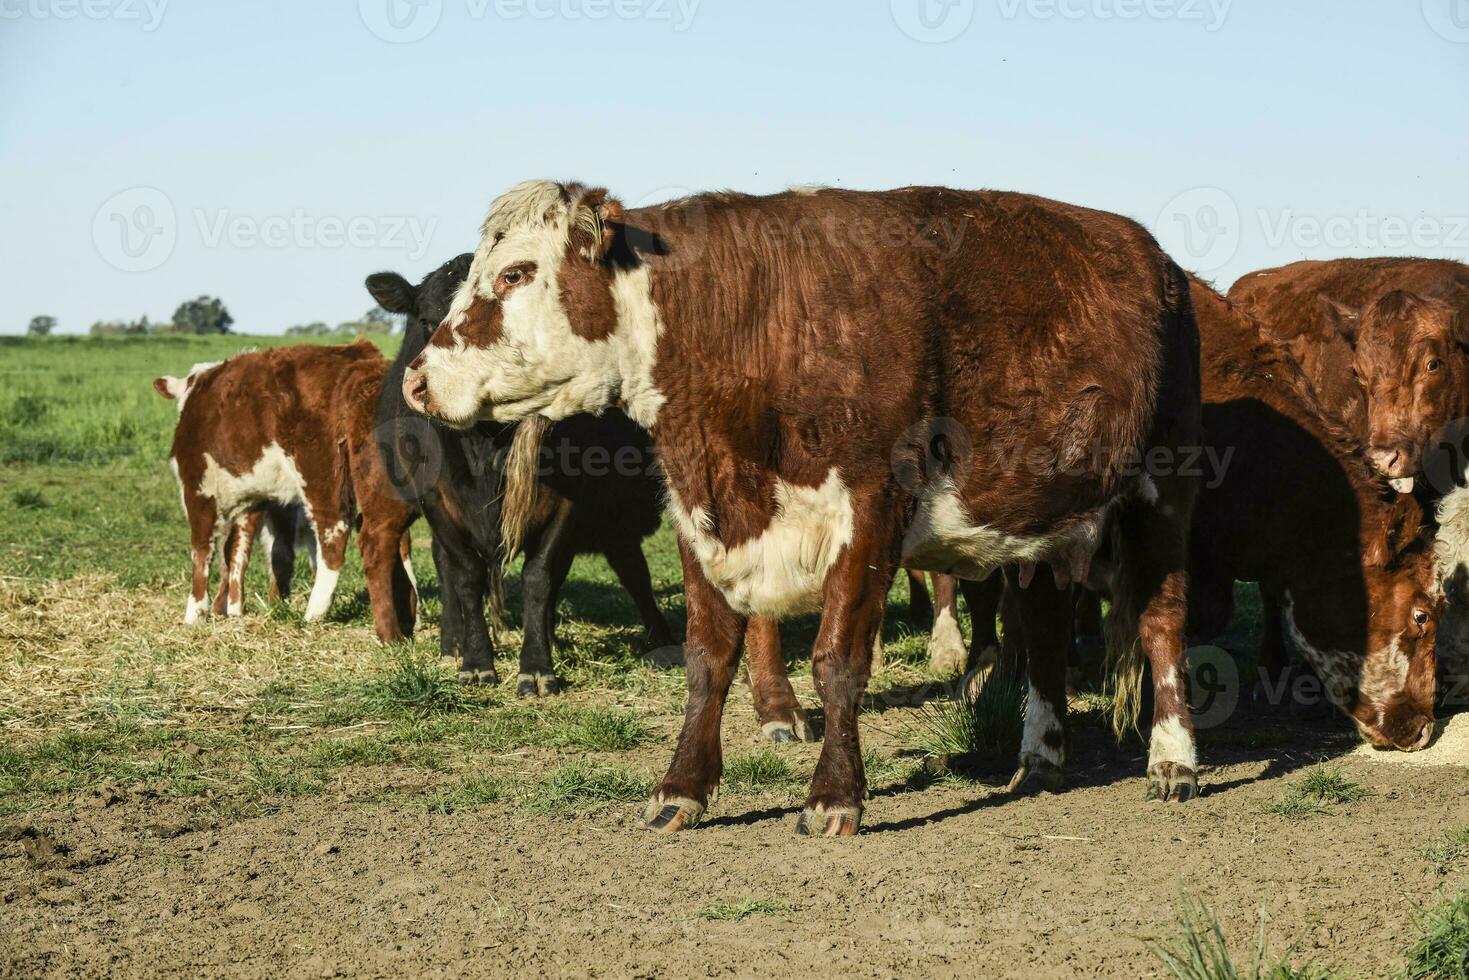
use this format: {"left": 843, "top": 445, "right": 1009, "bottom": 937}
{"left": 494, "top": 263, "right": 536, "bottom": 299}
{"left": 1427, "top": 358, "right": 1443, "bottom": 373}
{"left": 1413, "top": 607, "right": 1430, "bottom": 628}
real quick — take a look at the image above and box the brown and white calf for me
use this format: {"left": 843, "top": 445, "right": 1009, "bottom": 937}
{"left": 1186, "top": 277, "right": 1440, "bottom": 748}
{"left": 402, "top": 182, "right": 1203, "bottom": 836}
{"left": 156, "top": 341, "right": 418, "bottom": 641}
{"left": 1228, "top": 258, "right": 1469, "bottom": 491}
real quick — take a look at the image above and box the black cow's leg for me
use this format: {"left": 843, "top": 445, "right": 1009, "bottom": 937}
{"left": 430, "top": 537, "right": 464, "bottom": 662}
{"left": 1007, "top": 566, "right": 1072, "bottom": 793}
{"left": 644, "top": 537, "right": 748, "bottom": 833}
{"left": 745, "top": 617, "right": 813, "bottom": 742}
{"left": 516, "top": 502, "right": 576, "bottom": 697}
{"left": 957, "top": 573, "right": 1003, "bottom": 695}
{"left": 444, "top": 542, "right": 496, "bottom": 685}
{"left": 604, "top": 540, "right": 678, "bottom": 654}
{"left": 798, "top": 506, "right": 892, "bottom": 838}
{"left": 904, "top": 569, "right": 933, "bottom": 626}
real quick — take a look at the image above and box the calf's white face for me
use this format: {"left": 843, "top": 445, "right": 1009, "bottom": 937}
{"left": 403, "top": 180, "right": 659, "bottom": 427}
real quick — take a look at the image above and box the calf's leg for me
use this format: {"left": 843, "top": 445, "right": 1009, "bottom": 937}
{"left": 604, "top": 540, "right": 678, "bottom": 655}
{"left": 184, "top": 497, "right": 220, "bottom": 625}
{"left": 745, "top": 617, "right": 813, "bottom": 743}
{"left": 1006, "top": 567, "right": 1073, "bottom": 792}
{"left": 516, "top": 504, "right": 576, "bottom": 696}
{"left": 304, "top": 519, "right": 349, "bottom": 622}
{"left": 926, "top": 572, "right": 967, "bottom": 675}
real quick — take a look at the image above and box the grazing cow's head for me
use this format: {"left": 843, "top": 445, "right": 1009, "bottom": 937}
{"left": 402, "top": 181, "right": 634, "bottom": 428}
{"left": 152, "top": 361, "right": 221, "bottom": 413}
{"left": 1323, "top": 290, "right": 1469, "bottom": 491}
{"left": 1353, "top": 545, "right": 1441, "bottom": 750}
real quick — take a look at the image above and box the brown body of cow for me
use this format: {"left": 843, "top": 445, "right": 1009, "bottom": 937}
{"left": 1228, "top": 258, "right": 1469, "bottom": 490}
{"left": 155, "top": 341, "right": 418, "bottom": 642}
{"left": 402, "top": 181, "right": 1203, "bottom": 836}
{"left": 1186, "top": 276, "right": 1440, "bottom": 749}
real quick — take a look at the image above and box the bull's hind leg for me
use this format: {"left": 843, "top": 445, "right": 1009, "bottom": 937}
{"left": 745, "top": 617, "right": 813, "bottom": 743}
{"left": 644, "top": 539, "right": 748, "bottom": 833}
{"left": 926, "top": 573, "right": 967, "bottom": 675}
{"left": 215, "top": 509, "right": 263, "bottom": 617}
{"left": 1114, "top": 490, "right": 1199, "bottom": 803}
{"left": 184, "top": 497, "right": 220, "bottom": 625}
{"left": 304, "top": 519, "right": 349, "bottom": 622}
{"left": 1006, "top": 567, "right": 1073, "bottom": 793}
{"left": 797, "top": 515, "right": 892, "bottom": 838}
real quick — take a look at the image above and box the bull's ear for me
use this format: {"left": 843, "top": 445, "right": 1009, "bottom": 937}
{"left": 153, "top": 376, "right": 180, "bottom": 399}
{"left": 365, "top": 272, "right": 416, "bottom": 315}
{"left": 1318, "top": 294, "right": 1361, "bottom": 347}
{"left": 568, "top": 188, "right": 624, "bottom": 261}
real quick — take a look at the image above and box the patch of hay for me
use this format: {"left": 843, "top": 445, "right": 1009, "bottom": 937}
{"left": 1353, "top": 713, "right": 1469, "bottom": 767}
{"left": 0, "top": 576, "right": 394, "bottom": 743}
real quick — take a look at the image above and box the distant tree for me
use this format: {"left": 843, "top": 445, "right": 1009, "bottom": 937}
{"left": 89, "top": 318, "right": 150, "bottom": 336}
{"left": 171, "top": 296, "right": 234, "bottom": 335}
{"left": 26, "top": 315, "right": 57, "bottom": 337}
{"left": 333, "top": 306, "right": 398, "bottom": 336}
{"left": 286, "top": 322, "right": 331, "bottom": 337}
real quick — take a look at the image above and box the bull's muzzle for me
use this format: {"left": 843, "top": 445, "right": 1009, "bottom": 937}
{"left": 403, "top": 361, "right": 431, "bottom": 416}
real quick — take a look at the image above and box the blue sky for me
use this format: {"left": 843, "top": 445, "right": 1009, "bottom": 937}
{"left": 2, "top": 0, "right": 1465, "bottom": 333}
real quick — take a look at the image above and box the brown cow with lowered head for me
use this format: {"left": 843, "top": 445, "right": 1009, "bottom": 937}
{"left": 401, "top": 181, "right": 1202, "bottom": 836}
{"left": 1187, "top": 276, "right": 1440, "bottom": 749}
{"left": 156, "top": 341, "right": 418, "bottom": 642}
{"left": 1229, "top": 258, "right": 1469, "bottom": 493}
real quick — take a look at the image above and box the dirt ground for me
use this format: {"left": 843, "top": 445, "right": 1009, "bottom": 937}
{"left": 5, "top": 691, "right": 1467, "bottom": 979}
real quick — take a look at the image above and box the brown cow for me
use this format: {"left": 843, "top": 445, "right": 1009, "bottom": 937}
{"left": 1228, "top": 258, "right": 1469, "bottom": 491}
{"left": 155, "top": 341, "right": 418, "bottom": 642}
{"left": 1187, "top": 276, "right": 1440, "bottom": 749}
{"left": 402, "top": 181, "right": 1202, "bottom": 836}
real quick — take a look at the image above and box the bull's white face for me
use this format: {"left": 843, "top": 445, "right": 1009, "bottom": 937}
{"left": 403, "top": 180, "right": 662, "bottom": 428}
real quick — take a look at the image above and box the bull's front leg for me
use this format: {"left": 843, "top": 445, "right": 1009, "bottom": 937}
{"left": 643, "top": 538, "right": 747, "bottom": 833}
{"left": 745, "top": 617, "right": 813, "bottom": 743}
{"left": 797, "top": 515, "right": 893, "bottom": 838}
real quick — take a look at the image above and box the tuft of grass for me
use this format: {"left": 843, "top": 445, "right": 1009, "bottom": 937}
{"left": 364, "top": 649, "right": 465, "bottom": 718}
{"left": 1150, "top": 896, "right": 1339, "bottom": 980}
{"left": 427, "top": 776, "right": 513, "bottom": 814}
{"left": 549, "top": 707, "right": 650, "bottom": 751}
{"left": 696, "top": 898, "right": 790, "bottom": 922}
{"left": 1265, "top": 764, "right": 1370, "bottom": 818}
{"left": 1425, "top": 828, "right": 1469, "bottom": 877}
{"left": 723, "top": 749, "right": 800, "bottom": 794}
{"left": 909, "top": 664, "right": 1026, "bottom": 760}
{"left": 1404, "top": 892, "right": 1469, "bottom": 980}
{"left": 523, "top": 759, "right": 650, "bottom": 816}
{"left": 11, "top": 488, "right": 47, "bottom": 509}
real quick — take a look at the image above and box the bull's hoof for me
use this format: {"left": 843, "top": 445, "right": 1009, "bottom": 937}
{"left": 1006, "top": 755, "right": 1066, "bottom": 795}
{"left": 641, "top": 794, "right": 706, "bottom": 834}
{"left": 925, "top": 620, "right": 968, "bottom": 676}
{"left": 795, "top": 803, "right": 862, "bottom": 837}
{"left": 516, "top": 672, "right": 559, "bottom": 697}
{"left": 458, "top": 667, "right": 500, "bottom": 686}
{"left": 1146, "top": 763, "right": 1199, "bottom": 802}
{"left": 762, "top": 717, "right": 816, "bottom": 744}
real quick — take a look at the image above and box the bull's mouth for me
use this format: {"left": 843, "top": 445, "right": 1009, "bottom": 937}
{"left": 1357, "top": 715, "right": 1436, "bottom": 752}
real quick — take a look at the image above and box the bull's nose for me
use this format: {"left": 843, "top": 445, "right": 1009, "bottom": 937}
{"left": 1410, "top": 718, "right": 1436, "bottom": 752}
{"left": 1367, "top": 445, "right": 1410, "bottom": 478}
{"left": 403, "top": 371, "right": 430, "bottom": 415}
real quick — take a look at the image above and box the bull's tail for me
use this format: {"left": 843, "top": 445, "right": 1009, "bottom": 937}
{"left": 499, "top": 415, "right": 550, "bottom": 569}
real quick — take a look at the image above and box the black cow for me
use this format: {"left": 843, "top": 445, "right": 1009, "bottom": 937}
{"left": 368, "top": 254, "right": 677, "bottom": 695}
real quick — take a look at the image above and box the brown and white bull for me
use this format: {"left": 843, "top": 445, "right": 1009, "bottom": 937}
{"left": 1187, "top": 277, "right": 1440, "bottom": 748}
{"left": 1229, "top": 258, "right": 1469, "bottom": 491}
{"left": 403, "top": 181, "right": 1202, "bottom": 835}
{"left": 156, "top": 341, "right": 418, "bottom": 642}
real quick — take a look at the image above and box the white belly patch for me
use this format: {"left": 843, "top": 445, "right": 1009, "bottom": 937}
{"left": 196, "top": 443, "right": 310, "bottom": 523}
{"left": 901, "top": 484, "right": 1087, "bottom": 580}
{"left": 669, "top": 468, "right": 854, "bottom": 619}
